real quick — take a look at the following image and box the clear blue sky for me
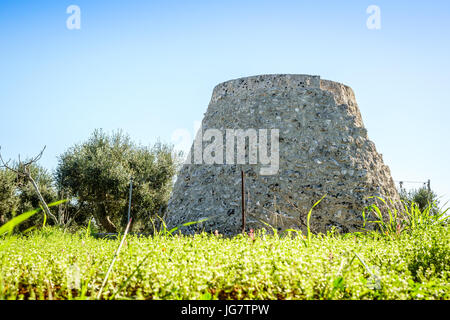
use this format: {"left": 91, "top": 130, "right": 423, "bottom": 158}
{"left": 1, "top": 0, "right": 449, "bottom": 205}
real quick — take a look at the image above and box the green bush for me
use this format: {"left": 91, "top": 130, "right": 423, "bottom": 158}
{"left": 55, "top": 129, "right": 180, "bottom": 233}
{"left": 399, "top": 187, "right": 441, "bottom": 216}
{"left": 0, "top": 194, "right": 448, "bottom": 300}
{"left": 0, "top": 168, "right": 18, "bottom": 225}
{"left": 362, "top": 196, "right": 448, "bottom": 239}
{"left": 0, "top": 223, "right": 448, "bottom": 300}
{"left": 15, "top": 164, "right": 57, "bottom": 227}
{"left": 0, "top": 164, "right": 57, "bottom": 231}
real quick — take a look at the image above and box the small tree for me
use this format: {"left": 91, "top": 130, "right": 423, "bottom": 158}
{"left": 399, "top": 187, "right": 441, "bottom": 215}
{"left": 0, "top": 147, "right": 59, "bottom": 229}
{"left": 56, "top": 129, "right": 179, "bottom": 233}
{"left": 14, "top": 163, "right": 58, "bottom": 228}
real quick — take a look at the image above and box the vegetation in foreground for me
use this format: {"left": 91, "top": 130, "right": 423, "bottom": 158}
{"left": 1, "top": 129, "right": 448, "bottom": 300}
{"left": 0, "top": 217, "right": 448, "bottom": 300}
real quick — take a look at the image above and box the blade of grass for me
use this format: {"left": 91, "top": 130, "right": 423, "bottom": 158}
{"left": 256, "top": 218, "right": 278, "bottom": 237}
{"left": 307, "top": 195, "right": 326, "bottom": 246}
{"left": 96, "top": 218, "right": 132, "bottom": 299}
{"left": 0, "top": 209, "right": 40, "bottom": 236}
{"left": 168, "top": 217, "right": 210, "bottom": 235}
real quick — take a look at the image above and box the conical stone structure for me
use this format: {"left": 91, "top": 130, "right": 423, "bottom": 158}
{"left": 166, "top": 74, "right": 400, "bottom": 235}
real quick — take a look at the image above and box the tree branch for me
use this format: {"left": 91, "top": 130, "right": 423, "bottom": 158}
{"left": 0, "top": 146, "right": 58, "bottom": 225}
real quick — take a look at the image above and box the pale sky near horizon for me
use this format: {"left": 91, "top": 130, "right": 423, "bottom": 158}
{"left": 1, "top": 0, "right": 449, "bottom": 206}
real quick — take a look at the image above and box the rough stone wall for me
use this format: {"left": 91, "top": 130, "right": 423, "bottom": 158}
{"left": 165, "top": 74, "right": 400, "bottom": 235}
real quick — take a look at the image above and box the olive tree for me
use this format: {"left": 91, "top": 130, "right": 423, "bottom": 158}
{"left": 56, "top": 129, "right": 179, "bottom": 233}
{"left": 399, "top": 187, "right": 441, "bottom": 215}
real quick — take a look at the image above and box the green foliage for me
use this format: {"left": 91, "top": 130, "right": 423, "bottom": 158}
{"left": 0, "top": 223, "right": 448, "bottom": 300}
{"left": 0, "top": 168, "right": 18, "bottom": 225}
{"left": 307, "top": 195, "right": 326, "bottom": 246}
{"left": 0, "top": 164, "right": 57, "bottom": 230}
{"left": 0, "top": 200, "right": 68, "bottom": 237}
{"left": 363, "top": 196, "right": 449, "bottom": 239}
{"left": 56, "top": 129, "right": 180, "bottom": 233}
{"left": 399, "top": 187, "right": 441, "bottom": 214}
{"left": 15, "top": 164, "right": 57, "bottom": 229}
{"left": 0, "top": 209, "right": 39, "bottom": 236}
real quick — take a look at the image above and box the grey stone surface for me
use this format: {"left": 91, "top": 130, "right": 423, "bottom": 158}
{"left": 165, "top": 74, "right": 400, "bottom": 235}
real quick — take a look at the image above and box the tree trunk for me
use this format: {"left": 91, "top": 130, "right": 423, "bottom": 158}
{"left": 96, "top": 204, "right": 117, "bottom": 233}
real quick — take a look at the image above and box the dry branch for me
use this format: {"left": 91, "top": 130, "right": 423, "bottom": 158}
{"left": 0, "top": 146, "right": 58, "bottom": 224}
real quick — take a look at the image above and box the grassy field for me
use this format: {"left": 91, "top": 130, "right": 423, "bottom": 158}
{"left": 0, "top": 220, "right": 449, "bottom": 300}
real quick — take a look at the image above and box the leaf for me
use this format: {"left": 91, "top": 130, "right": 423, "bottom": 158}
{"left": 200, "top": 292, "right": 212, "bottom": 300}
{"left": 168, "top": 218, "right": 209, "bottom": 235}
{"left": 47, "top": 199, "right": 69, "bottom": 207}
{"left": 0, "top": 209, "right": 40, "bottom": 236}
{"left": 333, "top": 276, "right": 345, "bottom": 290}
{"left": 256, "top": 219, "right": 278, "bottom": 237}
{"left": 307, "top": 194, "right": 326, "bottom": 246}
